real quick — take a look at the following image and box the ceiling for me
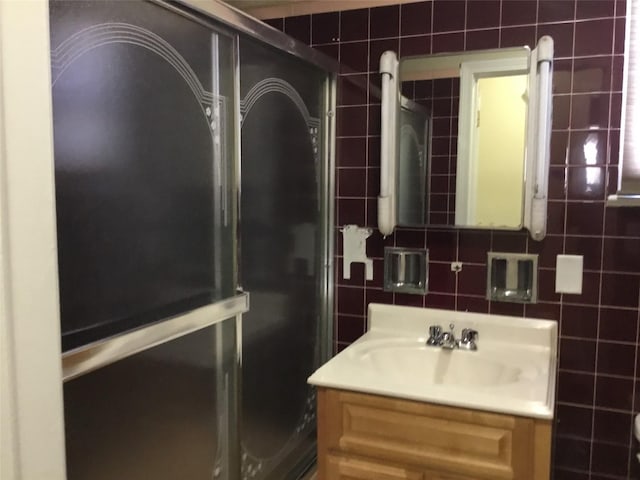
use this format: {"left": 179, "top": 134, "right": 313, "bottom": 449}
{"left": 223, "top": 0, "right": 426, "bottom": 19}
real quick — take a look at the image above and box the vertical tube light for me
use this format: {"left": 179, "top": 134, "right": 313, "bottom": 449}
{"left": 379, "top": 51, "right": 399, "bottom": 236}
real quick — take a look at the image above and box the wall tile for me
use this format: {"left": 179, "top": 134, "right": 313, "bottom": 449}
{"left": 370, "top": 5, "right": 400, "bottom": 39}
{"left": 339, "top": 41, "right": 369, "bottom": 73}
{"left": 337, "top": 286, "right": 365, "bottom": 316}
{"left": 554, "top": 437, "right": 591, "bottom": 472}
{"left": 560, "top": 338, "right": 596, "bottom": 372}
{"left": 428, "top": 262, "right": 456, "bottom": 294}
{"left": 269, "top": 3, "right": 637, "bottom": 477}
{"left": 561, "top": 304, "right": 598, "bottom": 339}
{"left": 597, "top": 341, "right": 636, "bottom": 377}
{"left": 432, "top": 0, "right": 465, "bottom": 33}
{"left": 465, "top": 28, "right": 500, "bottom": 50}
{"left": 550, "top": 131, "right": 570, "bottom": 165}
{"left": 556, "top": 403, "right": 593, "bottom": 439}
{"left": 539, "top": 0, "right": 576, "bottom": 24}
{"left": 600, "top": 273, "right": 640, "bottom": 308}
{"left": 500, "top": 25, "right": 537, "bottom": 48}
{"left": 457, "top": 264, "right": 486, "bottom": 297}
{"left": 335, "top": 314, "right": 366, "bottom": 343}
{"left": 573, "top": 56, "right": 613, "bottom": 93}
{"left": 576, "top": 0, "right": 615, "bottom": 20}
{"left": 526, "top": 302, "right": 561, "bottom": 321}
{"left": 457, "top": 295, "right": 489, "bottom": 313}
{"left": 558, "top": 371, "right": 595, "bottom": 405}
{"left": 591, "top": 442, "right": 631, "bottom": 477}
{"left": 595, "top": 375, "right": 633, "bottom": 410}
{"left": 311, "top": 12, "right": 339, "bottom": 45}
{"left": 603, "top": 237, "right": 640, "bottom": 272}
{"left": 284, "top": 15, "right": 310, "bottom": 44}
{"left": 501, "top": 0, "right": 537, "bottom": 26}
{"left": 263, "top": 17, "right": 283, "bottom": 30}
{"left": 571, "top": 93, "right": 611, "bottom": 129}
{"left": 599, "top": 307, "right": 639, "bottom": 343}
{"left": 539, "top": 22, "right": 575, "bottom": 58}
{"left": 458, "top": 230, "right": 491, "bottom": 264}
{"left": 427, "top": 230, "right": 457, "bottom": 261}
{"left": 593, "top": 410, "right": 633, "bottom": 445}
{"left": 614, "top": 17, "right": 626, "bottom": 54}
{"left": 564, "top": 236, "right": 602, "bottom": 270}
{"left": 565, "top": 202, "right": 604, "bottom": 236}
{"left": 569, "top": 130, "right": 608, "bottom": 166}
{"left": 467, "top": 1, "right": 500, "bottom": 30}
{"left": 575, "top": 19, "right": 614, "bottom": 57}
{"left": 339, "top": 9, "right": 369, "bottom": 42}
{"left": 400, "top": 34, "right": 432, "bottom": 57}
{"left": 336, "top": 137, "right": 367, "bottom": 167}
{"left": 605, "top": 207, "right": 640, "bottom": 237}
{"left": 401, "top": 1, "right": 432, "bottom": 36}
{"left": 432, "top": 31, "right": 465, "bottom": 53}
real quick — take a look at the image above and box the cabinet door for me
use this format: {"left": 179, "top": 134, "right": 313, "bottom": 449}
{"left": 318, "top": 388, "right": 537, "bottom": 480}
{"left": 326, "top": 455, "right": 423, "bottom": 480}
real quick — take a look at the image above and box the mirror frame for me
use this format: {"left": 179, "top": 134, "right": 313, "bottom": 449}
{"left": 378, "top": 38, "right": 554, "bottom": 241}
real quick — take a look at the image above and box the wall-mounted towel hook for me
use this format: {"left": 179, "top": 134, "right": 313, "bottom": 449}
{"left": 341, "top": 225, "right": 374, "bottom": 281}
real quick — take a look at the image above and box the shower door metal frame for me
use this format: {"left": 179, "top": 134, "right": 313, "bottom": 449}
{"left": 176, "top": 0, "right": 338, "bottom": 358}
{"left": 175, "top": 0, "right": 339, "bottom": 369}
{"left": 183, "top": 1, "right": 338, "bottom": 475}
{"left": 176, "top": 0, "right": 341, "bottom": 74}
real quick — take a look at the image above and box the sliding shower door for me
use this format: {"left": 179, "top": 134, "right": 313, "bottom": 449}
{"left": 50, "top": 2, "right": 243, "bottom": 479}
{"left": 50, "top": 0, "right": 237, "bottom": 350}
{"left": 239, "top": 39, "right": 331, "bottom": 480}
{"left": 64, "top": 317, "right": 239, "bottom": 480}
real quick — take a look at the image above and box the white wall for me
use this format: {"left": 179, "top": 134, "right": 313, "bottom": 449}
{"left": 474, "top": 74, "right": 527, "bottom": 227}
{"left": 0, "top": 1, "right": 67, "bottom": 478}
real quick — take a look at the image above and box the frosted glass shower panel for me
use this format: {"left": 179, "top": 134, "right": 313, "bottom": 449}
{"left": 239, "top": 38, "right": 327, "bottom": 480}
{"left": 50, "top": 1, "right": 237, "bottom": 350}
{"left": 64, "top": 318, "right": 239, "bottom": 480}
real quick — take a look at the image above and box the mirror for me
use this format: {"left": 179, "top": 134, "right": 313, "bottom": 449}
{"left": 379, "top": 38, "right": 554, "bottom": 240}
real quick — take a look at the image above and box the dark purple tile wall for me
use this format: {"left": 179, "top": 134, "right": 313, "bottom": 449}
{"left": 268, "top": 1, "right": 637, "bottom": 478}
{"left": 403, "top": 78, "right": 460, "bottom": 224}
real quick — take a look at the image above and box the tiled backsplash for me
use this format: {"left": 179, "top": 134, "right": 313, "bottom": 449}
{"left": 267, "top": 1, "right": 638, "bottom": 478}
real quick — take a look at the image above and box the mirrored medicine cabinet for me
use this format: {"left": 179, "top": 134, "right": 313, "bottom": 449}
{"left": 378, "top": 37, "right": 554, "bottom": 241}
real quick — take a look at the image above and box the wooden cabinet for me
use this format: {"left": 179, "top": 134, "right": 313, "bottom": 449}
{"left": 317, "top": 388, "right": 552, "bottom": 480}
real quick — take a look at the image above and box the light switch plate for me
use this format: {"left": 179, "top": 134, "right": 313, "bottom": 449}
{"left": 555, "top": 255, "right": 583, "bottom": 294}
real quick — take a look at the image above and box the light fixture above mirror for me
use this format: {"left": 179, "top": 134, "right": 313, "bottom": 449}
{"left": 378, "top": 37, "right": 554, "bottom": 241}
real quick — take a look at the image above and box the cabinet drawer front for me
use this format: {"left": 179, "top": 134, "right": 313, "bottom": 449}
{"left": 321, "top": 389, "right": 534, "bottom": 480}
{"left": 327, "top": 454, "right": 423, "bottom": 480}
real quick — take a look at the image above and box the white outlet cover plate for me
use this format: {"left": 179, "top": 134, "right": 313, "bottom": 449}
{"left": 555, "top": 254, "right": 583, "bottom": 294}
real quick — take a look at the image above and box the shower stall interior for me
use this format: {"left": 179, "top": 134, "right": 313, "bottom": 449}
{"left": 51, "top": 1, "right": 335, "bottom": 479}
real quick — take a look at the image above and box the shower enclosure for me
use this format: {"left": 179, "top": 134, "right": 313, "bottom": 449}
{"left": 51, "top": 1, "right": 336, "bottom": 479}
{"left": 239, "top": 38, "right": 333, "bottom": 480}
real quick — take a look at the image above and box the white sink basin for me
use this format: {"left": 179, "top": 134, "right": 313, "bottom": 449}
{"left": 308, "top": 304, "right": 557, "bottom": 419}
{"left": 353, "top": 339, "right": 526, "bottom": 387}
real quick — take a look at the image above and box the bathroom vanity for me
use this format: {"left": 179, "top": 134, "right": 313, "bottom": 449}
{"left": 308, "top": 304, "right": 557, "bottom": 480}
{"left": 317, "top": 388, "right": 551, "bottom": 480}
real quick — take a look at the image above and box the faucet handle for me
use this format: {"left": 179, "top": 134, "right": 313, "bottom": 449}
{"left": 426, "top": 325, "right": 442, "bottom": 345}
{"left": 459, "top": 328, "right": 479, "bottom": 350}
{"left": 461, "top": 328, "right": 478, "bottom": 342}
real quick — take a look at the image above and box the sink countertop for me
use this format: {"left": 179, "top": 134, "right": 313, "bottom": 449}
{"left": 308, "top": 303, "right": 557, "bottom": 419}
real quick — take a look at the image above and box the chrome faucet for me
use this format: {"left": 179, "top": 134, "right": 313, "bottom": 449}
{"left": 426, "top": 324, "right": 478, "bottom": 351}
{"left": 439, "top": 323, "right": 457, "bottom": 350}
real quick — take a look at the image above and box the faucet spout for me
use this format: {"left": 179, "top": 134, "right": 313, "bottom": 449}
{"left": 439, "top": 324, "right": 457, "bottom": 349}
